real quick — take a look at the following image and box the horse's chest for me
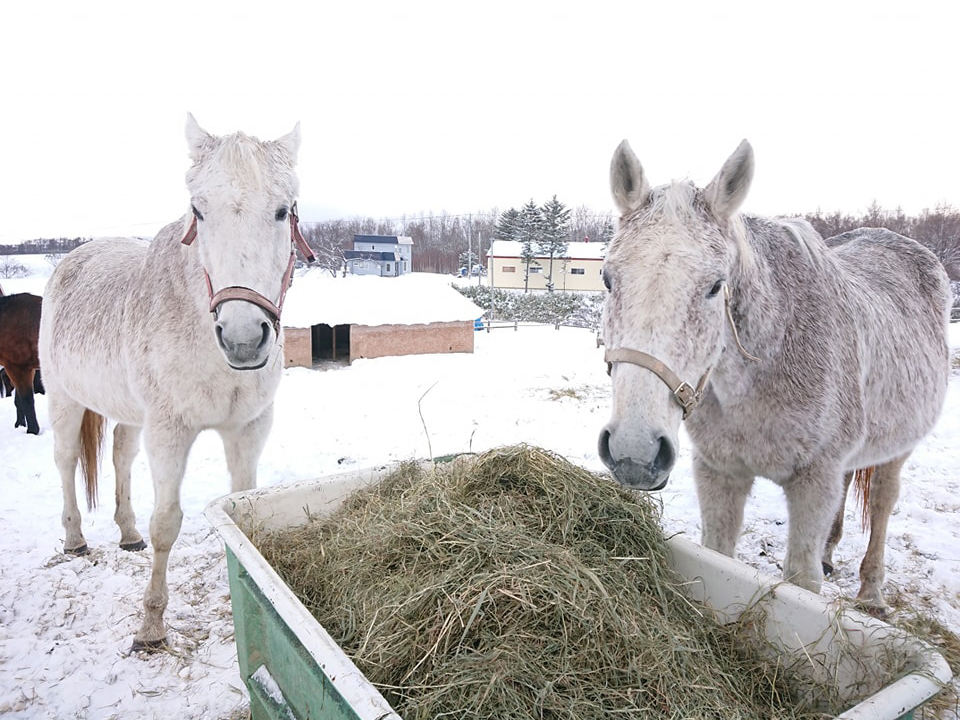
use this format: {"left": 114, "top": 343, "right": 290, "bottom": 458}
{"left": 191, "top": 371, "right": 281, "bottom": 427}
{"left": 687, "top": 410, "right": 815, "bottom": 483}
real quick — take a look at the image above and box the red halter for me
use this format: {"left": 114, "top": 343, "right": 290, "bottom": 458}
{"left": 180, "top": 202, "right": 315, "bottom": 330}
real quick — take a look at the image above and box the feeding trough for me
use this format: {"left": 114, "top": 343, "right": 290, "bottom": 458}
{"left": 205, "top": 456, "right": 951, "bottom": 720}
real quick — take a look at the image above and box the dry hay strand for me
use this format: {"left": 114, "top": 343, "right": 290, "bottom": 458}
{"left": 251, "top": 445, "right": 869, "bottom": 719}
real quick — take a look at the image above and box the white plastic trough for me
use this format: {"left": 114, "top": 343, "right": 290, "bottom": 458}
{"left": 205, "top": 466, "right": 952, "bottom": 720}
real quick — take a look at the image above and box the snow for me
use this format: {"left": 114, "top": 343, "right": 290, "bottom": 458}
{"left": 281, "top": 270, "right": 484, "bottom": 328}
{"left": 488, "top": 239, "right": 607, "bottom": 261}
{"left": 1, "top": 261, "right": 959, "bottom": 719}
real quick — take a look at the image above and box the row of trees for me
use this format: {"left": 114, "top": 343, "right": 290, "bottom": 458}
{"left": 0, "top": 237, "right": 86, "bottom": 256}
{"left": 298, "top": 200, "right": 614, "bottom": 278}
{"left": 5, "top": 202, "right": 959, "bottom": 281}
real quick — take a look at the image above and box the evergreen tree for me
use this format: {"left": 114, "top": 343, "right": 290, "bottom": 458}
{"left": 518, "top": 199, "right": 543, "bottom": 292}
{"left": 495, "top": 207, "right": 522, "bottom": 241}
{"left": 600, "top": 218, "right": 615, "bottom": 244}
{"left": 538, "top": 195, "right": 571, "bottom": 291}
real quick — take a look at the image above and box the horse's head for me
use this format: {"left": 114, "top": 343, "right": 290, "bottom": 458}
{"left": 183, "top": 113, "right": 302, "bottom": 370}
{"left": 598, "top": 139, "right": 754, "bottom": 490}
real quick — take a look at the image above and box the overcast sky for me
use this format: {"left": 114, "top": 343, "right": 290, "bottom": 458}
{"left": 1, "top": 0, "right": 957, "bottom": 243}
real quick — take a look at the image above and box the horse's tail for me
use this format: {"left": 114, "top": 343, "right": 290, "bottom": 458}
{"left": 853, "top": 466, "right": 875, "bottom": 532}
{"left": 79, "top": 409, "right": 106, "bottom": 511}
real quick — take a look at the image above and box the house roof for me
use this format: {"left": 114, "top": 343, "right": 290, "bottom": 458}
{"left": 344, "top": 250, "right": 398, "bottom": 261}
{"left": 282, "top": 269, "right": 483, "bottom": 328}
{"left": 487, "top": 240, "right": 606, "bottom": 261}
{"left": 353, "top": 234, "right": 414, "bottom": 246}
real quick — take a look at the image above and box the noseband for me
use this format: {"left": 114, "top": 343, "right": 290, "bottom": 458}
{"left": 605, "top": 348, "right": 711, "bottom": 420}
{"left": 180, "top": 202, "right": 316, "bottom": 331}
{"left": 604, "top": 286, "right": 760, "bottom": 420}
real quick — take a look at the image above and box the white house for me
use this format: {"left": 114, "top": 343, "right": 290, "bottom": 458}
{"left": 486, "top": 240, "right": 606, "bottom": 291}
{"left": 344, "top": 235, "right": 413, "bottom": 277}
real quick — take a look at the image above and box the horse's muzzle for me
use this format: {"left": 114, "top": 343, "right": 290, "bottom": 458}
{"left": 215, "top": 308, "right": 275, "bottom": 370}
{"left": 598, "top": 428, "right": 674, "bottom": 491}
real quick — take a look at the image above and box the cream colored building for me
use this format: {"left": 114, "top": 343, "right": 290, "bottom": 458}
{"left": 486, "top": 240, "right": 606, "bottom": 292}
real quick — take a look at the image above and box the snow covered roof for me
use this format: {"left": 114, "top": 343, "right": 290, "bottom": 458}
{"left": 282, "top": 269, "right": 483, "bottom": 328}
{"left": 344, "top": 250, "right": 397, "bottom": 261}
{"left": 488, "top": 239, "right": 606, "bottom": 261}
{"left": 353, "top": 234, "right": 414, "bottom": 246}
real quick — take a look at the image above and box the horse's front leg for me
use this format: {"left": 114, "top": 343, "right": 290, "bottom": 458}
{"left": 113, "top": 423, "right": 146, "bottom": 551}
{"left": 782, "top": 464, "right": 844, "bottom": 594}
{"left": 693, "top": 454, "right": 754, "bottom": 557}
{"left": 857, "top": 453, "right": 908, "bottom": 610}
{"left": 134, "top": 421, "right": 197, "bottom": 651}
{"left": 218, "top": 404, "right": 274, "bottom": 493}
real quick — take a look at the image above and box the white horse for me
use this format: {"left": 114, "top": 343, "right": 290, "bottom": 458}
{"left": 39, "top": 115, "right": 314, "bottom": 650}
{"left": 599, "top": 139, "right": 950, "bottom": 609}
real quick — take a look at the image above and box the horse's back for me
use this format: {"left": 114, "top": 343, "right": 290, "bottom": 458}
{"left": 0, "top": 292, "right": 42, "bottom": 328}
{"left": 827, "top": 227, "right": 950, "bottom": 328}
{"left": 40, "top": 238, "right": 150, "bottom": 416}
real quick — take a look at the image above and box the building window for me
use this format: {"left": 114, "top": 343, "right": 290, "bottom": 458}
{"left": 530, "top": 266, "right": 543, "bottom": 274}
{"left": 503, "top": 266, "right": 516, "bottom": 273}
{"left": 387, "top": 263, "right": 392, "bottom": 272}
{"left": 570, "top": 268, "right": 586, "bottom": 275}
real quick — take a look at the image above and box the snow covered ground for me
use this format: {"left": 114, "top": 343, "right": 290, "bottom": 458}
{"left": 1, "top": 262, "right": 958, "bottom": 719}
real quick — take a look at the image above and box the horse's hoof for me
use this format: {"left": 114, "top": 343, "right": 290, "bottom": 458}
{"left": 120, "top": 539, "right": 148, "bottom": 552}
{"left": 856, "top": 602, "right": 889, "bottom": 620}
{"left": 131, "top": 637, "right": 168, "bottom": 653}
{"left": 64, "top": 544, "right": 89, "bottom": 556}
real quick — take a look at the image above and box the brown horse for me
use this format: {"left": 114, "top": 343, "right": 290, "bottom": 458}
{"left": 0, "top": 293, "right": 42, "bottom": 434}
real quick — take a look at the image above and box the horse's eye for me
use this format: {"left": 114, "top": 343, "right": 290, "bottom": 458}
{"left": 707, "top": 279, "right": 724, "bottom": 298}
{"left": 602, "top": 270, "right": 612, "bottom": 291}
{"left": 275, "top": 207, "right": 289, "bottom": 222}
{"left": 191, "top": 205, "right": 204, "bottom": 221}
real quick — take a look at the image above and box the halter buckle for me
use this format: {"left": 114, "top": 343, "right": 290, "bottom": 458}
{"left": 672, "top": 382, "right": 699, "bottom": 420}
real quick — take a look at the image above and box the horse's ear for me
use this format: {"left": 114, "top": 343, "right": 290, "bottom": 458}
{"left": 610, "top": 140, "right": 650, "bottom": 215}
{"left": 705, "top": 139, "right": 754, "bottom": 219}
{"left": 185, "top": 113, "right": 212, "bottom": 162}
{"left": 276, "top": 122, "right": 301, "bottom": 164}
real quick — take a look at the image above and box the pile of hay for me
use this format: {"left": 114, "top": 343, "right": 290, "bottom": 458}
{"left": 251, "top": 446, "right": 842, "bottom": 719}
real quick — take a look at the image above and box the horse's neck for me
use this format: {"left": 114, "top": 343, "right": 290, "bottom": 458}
{"left": 145, "top": 218, "right": 212, "bottom": 323}
{"left": 720, "top": 217, "right": 811, "bottom": 377}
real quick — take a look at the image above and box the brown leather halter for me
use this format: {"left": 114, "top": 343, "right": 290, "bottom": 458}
{"left": 180, "top": 202, "right": 316, "bottom": 331}
{"left": 604, "top": 286, "right": 760, "bottom": 420}
{"left": 605, "top": 348, "right": 711, "bottom": 420}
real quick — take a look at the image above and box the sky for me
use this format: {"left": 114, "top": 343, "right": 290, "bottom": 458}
{"left": 1, "top": 0, "right": 958, "bottom": 243}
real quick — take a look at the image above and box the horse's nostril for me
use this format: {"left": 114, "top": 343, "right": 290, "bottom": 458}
{"left": 214, "top": 323, "right": 226, "bottom": 349}
{"left": 653, "top": 435, "right": 675, "bottom": 474}
{"left": 598, "top": 428, "right": 613, "bottom": 470}
{"left": 257, "top": 322, "right": 271, "bottom": 351}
